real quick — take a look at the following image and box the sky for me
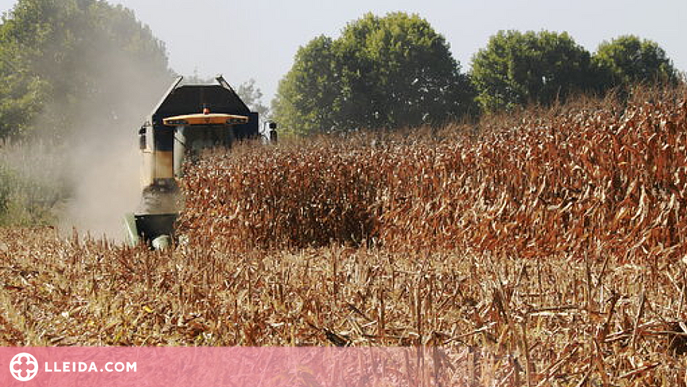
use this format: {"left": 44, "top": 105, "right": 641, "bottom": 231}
{"left": 1, "top": 0, "right": 686, "bottom": 105}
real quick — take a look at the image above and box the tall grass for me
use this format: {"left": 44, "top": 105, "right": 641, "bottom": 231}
{"left": 0, "top": 140, "right": 71, "bottom": 226}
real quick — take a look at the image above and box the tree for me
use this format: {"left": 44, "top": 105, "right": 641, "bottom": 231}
{"left": 272, "top": 36, "right": 339, "bottom": 136}
{"left": 593, "top": 35, "right": 679, "bottom": 87}
{"left": 237, "top": 78, "right": 269, "bottom": 119}
{"left": 0, "top": 43, "right": 48, "bottom": 138}
{"left": 470, "top": 30, "right": 594, "bottom": 112}
{"left": 0, "top": 0, "right": 173, "bottom": 140}
{"left": 273, "top": 13, "right": 474, "bottom": 135}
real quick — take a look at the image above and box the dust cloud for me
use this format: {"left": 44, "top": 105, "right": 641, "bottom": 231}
{"left": 58, "top": 122, "right": 143, "bottom": 242}
{"left": 47, "top": 52, "right": 172, "bottom": 242}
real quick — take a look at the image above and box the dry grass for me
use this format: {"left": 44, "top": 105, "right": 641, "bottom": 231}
{"left": 1, "top": 85, "right": 687, "bottom": 385}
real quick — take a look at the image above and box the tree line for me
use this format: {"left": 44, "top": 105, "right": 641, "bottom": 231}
{"left": 0, "top": 0, "right": 173, "bottom": 140}
{"left": 0, "top": 3, "right": 681, "bottom": 140}
{"left": 273, "top": 13, "right": 681, "bottom": 136}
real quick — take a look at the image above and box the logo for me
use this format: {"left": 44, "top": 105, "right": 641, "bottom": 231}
{"left": 9, "top": 353, "right": 38, "bottom": 382}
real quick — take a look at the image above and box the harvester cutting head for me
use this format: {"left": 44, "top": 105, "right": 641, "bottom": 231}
{"left": 124, "top": 75, "right": 262, "bottom": 249}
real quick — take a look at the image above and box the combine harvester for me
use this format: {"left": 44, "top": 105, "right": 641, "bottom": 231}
{"left": 124, "top": 76, "right": 276, "bottom": 249}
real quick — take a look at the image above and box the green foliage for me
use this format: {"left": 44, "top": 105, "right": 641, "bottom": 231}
{"left": 0, "top": 68, "right": 48, "bottom": 139}
{"left": 272, "top": 36, "right": 339, "bottom": 136}
{"left": 0, "top": 0, "right": 173, "bottom": 140}
{"left": 0, "top": 29, "right": 48, "bottom": 138}
{"left": 593, "top": 35, "right": 679, "bottom": 87}
{"left": 470, "top": 30, "right": 594, "bottom": 112}
{"left": 273, "top": 13, "right": 474, "bottom": 135}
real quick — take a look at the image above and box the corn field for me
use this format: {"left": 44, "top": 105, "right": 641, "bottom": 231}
{"left": 180, "top": 85, "right": 687, "bottom": 263}
{"left": 1, "top": 85, "right": 687, "bottom": 385}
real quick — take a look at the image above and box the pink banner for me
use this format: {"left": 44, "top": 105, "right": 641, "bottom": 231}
{"left": 1, "top": 347, "right": 454, "bottom": 386}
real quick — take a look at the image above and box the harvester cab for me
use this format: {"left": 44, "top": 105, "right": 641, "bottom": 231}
{"left": 124, "top": 75, "right": 270, "bottom": 249}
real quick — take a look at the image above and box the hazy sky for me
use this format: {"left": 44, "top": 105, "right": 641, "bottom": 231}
{"left": 1, "top": 0, "right": 686, "bottom": 104}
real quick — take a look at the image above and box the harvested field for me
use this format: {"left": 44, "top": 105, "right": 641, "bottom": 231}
{"left": 1, "top": 228, "right": 687, "bottom": 385}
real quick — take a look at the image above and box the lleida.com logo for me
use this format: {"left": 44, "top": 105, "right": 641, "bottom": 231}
{"left": 8, "top": 352, "right": 137, "bottom": 382}
{"left": 9, "top": 353, "right": 39, "bottom": 382}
